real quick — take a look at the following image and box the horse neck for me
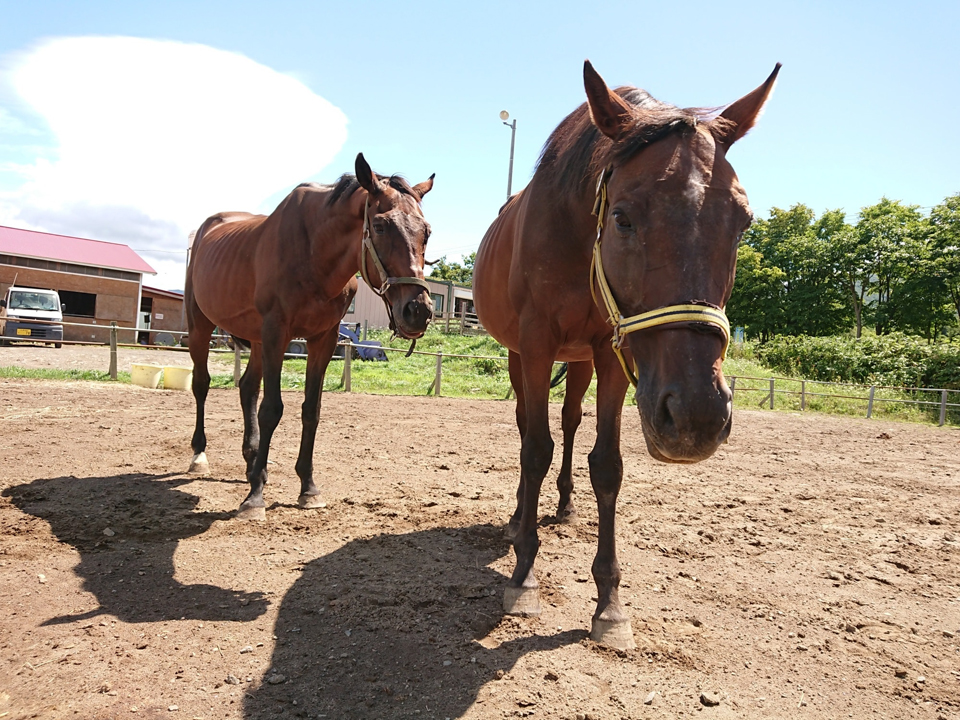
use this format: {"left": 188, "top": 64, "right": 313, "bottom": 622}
{"left": 300, "top": 188, "right": 366, "bottom": 294}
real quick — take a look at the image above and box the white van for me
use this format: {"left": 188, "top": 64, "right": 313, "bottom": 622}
{"left": 0, "top": 286, "right": 64, "bottom": 348}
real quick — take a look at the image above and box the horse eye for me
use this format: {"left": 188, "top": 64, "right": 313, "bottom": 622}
{"left": 373, "top": 223, "right": 386, "bottom": 235}
{"left": 612, "top": 210, "right": 632, "bottom": 231}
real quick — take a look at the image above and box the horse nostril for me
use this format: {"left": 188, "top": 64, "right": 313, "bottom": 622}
{"left": 656, "top": 390, "right": 679, "bottom": 433}
{"left": 403, "top": 299, "right": 428, "bottom": 327}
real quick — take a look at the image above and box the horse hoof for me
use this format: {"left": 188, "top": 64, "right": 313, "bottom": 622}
{"left": 235, "top": 504, "right": 266, "bottom": 521}
{"left": 298, "top": 494, "right": 327, "bottom": 509}
{"left": 559, "top": 509, "right": 578, "bottom": 525}
{"left": 189, "top": 452, "right": 210, "bottom": 476}
{"left": 503, "top": 586, "right": 541, "bottom": 617}
{"left": 590, "top": 618, "right": 636, "bottom": 650}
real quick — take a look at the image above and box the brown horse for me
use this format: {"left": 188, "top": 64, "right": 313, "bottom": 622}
{"left": 185, "top": 153, "right": 434, "bottom": 520}
{"left": 473, "top": 61, "right": 779, "bottom": 648}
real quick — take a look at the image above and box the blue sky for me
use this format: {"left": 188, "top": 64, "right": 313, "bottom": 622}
{"left": 0, "top": 0, "right": 957, "bottom": 289}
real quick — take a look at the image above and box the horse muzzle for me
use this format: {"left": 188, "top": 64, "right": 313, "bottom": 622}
{"left": 391, "top": 291, "right": 433, "bottom": 339}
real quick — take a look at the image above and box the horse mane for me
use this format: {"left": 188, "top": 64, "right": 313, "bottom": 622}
{"left": 324, "top": 173, "right": 418, "bottom": 207}
{"left": 537, "top": 86, "right": 727, "bottom": 195}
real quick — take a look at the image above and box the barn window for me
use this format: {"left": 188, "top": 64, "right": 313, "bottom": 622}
{"left": 431, "top": 293, "right": 444, "bottom": 313}
{"left": 58, "top": 290, "right": 96, "bottom": 318}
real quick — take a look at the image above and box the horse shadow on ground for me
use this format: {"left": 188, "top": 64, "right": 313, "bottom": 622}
{"left": 2, "top": 472, "right": 268, "bottom": 625}
{"left": 244, "top": 523, "right": 585, "bottom": 719}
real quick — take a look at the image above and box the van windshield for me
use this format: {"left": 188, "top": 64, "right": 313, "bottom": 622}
{"left": 8, "top": 291, "right": 60, "bottom": 312}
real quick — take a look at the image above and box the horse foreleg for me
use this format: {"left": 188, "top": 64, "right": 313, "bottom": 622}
{"left": 238, "top": 346, "right": 264, "bottom": 475}
{"left": 505, "top": 350, "right": 527, "bottom": 541}
{"left": 295, "top": 328, "right": 339, "bottom": 509}
{"left": 237, "top": 330, "right": 286, "bottom": 521}
{"left": 556, "top": 359, "right": 593, "bottom": 523}
{"left": 187, "top": 310, "right": 215, "bottom": 475}
{"left": 504, "top": 345, "right": 555, "bottom": 618}
{"left": 587, "top": 348, "right": 634, "bottom": 650}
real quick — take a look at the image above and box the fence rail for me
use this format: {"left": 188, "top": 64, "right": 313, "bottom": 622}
{"left": 729, "top": 374, "right": 959, "bottom": 426}
{"left": 3, "top": 317, "right": 958, "bottom": 427}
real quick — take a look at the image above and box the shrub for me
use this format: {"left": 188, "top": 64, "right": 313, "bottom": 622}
{"left": 757, "top": 333, "right": 960, "bottom": 389}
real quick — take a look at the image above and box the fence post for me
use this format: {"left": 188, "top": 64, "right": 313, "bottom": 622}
{"left": 434, "top": 351, "right": 443, "bottom": 397}
{"left": 729, "top": 375, "right": 736, "bottom": 399}
{"left": 445, "top": 310, "right": 451, "bottom": 334}
{"left": 769, "top": 378, "right": 775, "bottom": 410}
{"left": 459, "top": 306, "right": 466, "bottom": 335}
{"left": 866, "top": 386, "right": 876, "bottom": 418}
{"left": 940, "top": 389, "right": 948, "bottom": 427}
{"left": 800, "top": 380, "right": 806, "bottom": 411}
{"left": 343, "top": 342, "right": 352, "bottom": 392}
{"left": 233, "top": 343, "right": 242, "bottom": 387}
{"left": 109, "top": 322, "right": 118, "bottom": 380}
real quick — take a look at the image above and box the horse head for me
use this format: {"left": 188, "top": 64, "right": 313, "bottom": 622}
{"left": 355, "top": 153, "right": 435, "bottom": 339}
{"left": 584, "top": 61, "right": 779, "bottom": 463}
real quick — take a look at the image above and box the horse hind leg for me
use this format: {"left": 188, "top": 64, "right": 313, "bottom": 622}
{"left": 555, "top": 360, "right": 593, "bottom": 524}
{"left": 187, "top": 306, "right": 214, "bottom": 475}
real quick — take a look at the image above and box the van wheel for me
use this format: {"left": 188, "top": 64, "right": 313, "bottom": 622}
{"left": 54, "top": 342, "right": 62, "bottom": 349}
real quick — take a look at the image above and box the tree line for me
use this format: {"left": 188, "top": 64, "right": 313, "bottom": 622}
{"left": 728, "top": 194, "right": 960, "bottom": 342}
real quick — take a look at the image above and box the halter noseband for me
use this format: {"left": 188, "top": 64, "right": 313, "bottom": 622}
{"left": 589, "top": 166, "right": 731, "bottom": 388}
{"left": 359, "top": 197, "right": 432, "bottom": 336}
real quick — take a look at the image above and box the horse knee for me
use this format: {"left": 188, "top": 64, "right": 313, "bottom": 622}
{"left": 521, "top": 434, "right": 554, "bottom": 480}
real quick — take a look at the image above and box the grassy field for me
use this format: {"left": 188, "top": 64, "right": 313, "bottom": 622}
{"left": 1, "top": 328, "right": 956, "bottom": 427}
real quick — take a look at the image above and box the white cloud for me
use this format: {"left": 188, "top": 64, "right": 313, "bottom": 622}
{"left": 0, "top": 36, "right": 348, "bottom": 289}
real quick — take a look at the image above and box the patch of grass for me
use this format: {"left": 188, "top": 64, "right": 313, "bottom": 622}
{"left": 0, "top": 366, "right": 120, "bottom": 383}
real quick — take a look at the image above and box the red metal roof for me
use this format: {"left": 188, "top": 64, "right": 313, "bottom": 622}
{"left": 0, "top": 224, "right": 156, "bottom": 275}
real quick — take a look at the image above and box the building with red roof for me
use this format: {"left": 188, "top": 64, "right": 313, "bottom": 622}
{"left": 0, "top": 224, "right": 167, "bottom": 345}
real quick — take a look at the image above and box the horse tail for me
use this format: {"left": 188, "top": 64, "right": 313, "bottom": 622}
{"left": 231, "top": 335, "right": 251, "bottom": 350}
{"left": 550, "top": 362, "right": 568, "bottom": 389}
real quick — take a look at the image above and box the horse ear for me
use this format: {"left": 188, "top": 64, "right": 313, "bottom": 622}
{"left": 712, "top": 63, "right": 782, "bottom": 148}
{"left": 355, "top": 153, "right": 380, "bottom": 194}
{"left": 583, "top": 60, "right": 635, "bottom": 140}
{"left": 412, "top": 173, "right": 435, "bottom": 201}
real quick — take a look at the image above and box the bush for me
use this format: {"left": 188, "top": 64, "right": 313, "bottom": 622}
{"left": 757, "top": 333, "right": 960, "bottom": 389}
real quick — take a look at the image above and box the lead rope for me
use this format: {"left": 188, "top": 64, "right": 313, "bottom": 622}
{"left": 360, "top": 197, "right": 432, "bottom": 356}
{"left": 589, "top": 167, "right": 731, "bottom": 388}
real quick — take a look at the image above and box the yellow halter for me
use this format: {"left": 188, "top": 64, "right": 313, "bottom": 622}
{"left": 589, "top": 167, "right": 731, "bottom": 387}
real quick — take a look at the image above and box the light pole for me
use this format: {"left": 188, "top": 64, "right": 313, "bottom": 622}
{"left": 500, "top": 110, "right": 516, "bottom": 201}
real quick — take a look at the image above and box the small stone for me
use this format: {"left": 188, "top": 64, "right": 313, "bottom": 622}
{"left": 443, "top": 660, "right": 452, "bottom": 666}
{"left": 700, "top": 691, "right": 722, "bottom": 707}
{"left": 168, "top": 706, "right": 178, "bottom": 712}
{"left": 917, "top": 676, "right": 925, "bottom": 683}
{"left": 644, "top": 691, "right": 657, "bottom": 705}
{"left": 943, "top": 630, "right": 955, "bottom": 639}
{"left": 544, "top": 671, "right": 559, "bottom": 681}
{"left": 895, "top": 669, "right": 908, "bottom": 679}
{"left": 37, "top": 574, "right": 46, "bottom": 583}
{"left": 797, "top": 645, "right": 809, "bottom": 651}
{"left": 103, "top": 528, "right": 116, "bottom": 537}
{"left": 239, "top": 645, "right": 253, "bottom": 654}
{"left": 267, "top": 674, "right": 286, "bottom": 685}
{"left": 224, "top": 675, "right": 241, "bottom": 685}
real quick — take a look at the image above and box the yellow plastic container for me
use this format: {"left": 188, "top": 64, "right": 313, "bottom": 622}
{"left": 130, "top": 363, "right": 163, "bottom": 389}
{"left": 163, "top": 366, "right": 193, "bottom": 391}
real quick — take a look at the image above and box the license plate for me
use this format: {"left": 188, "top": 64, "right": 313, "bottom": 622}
{"left": 16, "top": 328, "right": 31, "bottom": 336}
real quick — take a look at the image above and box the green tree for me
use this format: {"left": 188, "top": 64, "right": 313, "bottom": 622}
{"left": 727, "top": 243, "right": 786, "bottom": 341}
{"left": 855, "top": 198, "right": 924, "bottom": 335}
{"left": 428, "top": 252, "right": 475, "bottom": 286}
{"left": 929, "top": 193, "right": 960, "bottom": 325}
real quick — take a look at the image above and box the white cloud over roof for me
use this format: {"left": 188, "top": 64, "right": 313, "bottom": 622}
{"left": 0, "top": 36, "right": 348, "bottom": 288}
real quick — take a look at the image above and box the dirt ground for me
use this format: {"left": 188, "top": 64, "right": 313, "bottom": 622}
{"left": 1, "top": 344, "right": 960, "bottom": 720}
